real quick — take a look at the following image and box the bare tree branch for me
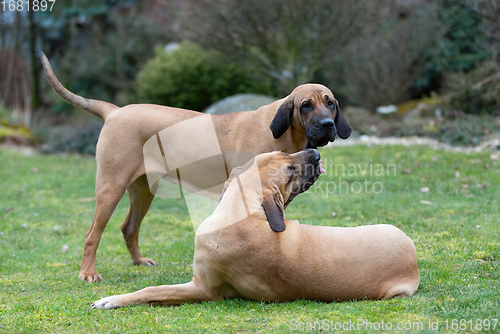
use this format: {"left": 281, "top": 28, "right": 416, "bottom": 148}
{"left": 178, "top": 0, "right": 379, "bottom": 93}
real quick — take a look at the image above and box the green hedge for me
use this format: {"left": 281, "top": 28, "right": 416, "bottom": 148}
{"left": 137, "top": 42, "right": 268, "bottom": 111}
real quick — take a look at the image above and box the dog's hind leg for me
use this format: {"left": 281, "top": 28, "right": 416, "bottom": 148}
{"left": 80, "top": 175, "right": 130, "bottom": 282}
{"left": 382, "top": 282, "right": 419, "bottom": 300}
{"left": 121, "top": 174, "right": 156, "bottom": 266}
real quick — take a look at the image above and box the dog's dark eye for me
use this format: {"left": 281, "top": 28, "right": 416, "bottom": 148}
{"left": 302, "top": 102, "right": 313, "bottom": 111}
{"left": 327, "top": 100, "right": 334, "bottom": 109}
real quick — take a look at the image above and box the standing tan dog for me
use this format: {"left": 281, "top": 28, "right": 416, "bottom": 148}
{"left": 40, "top": 52, "right": 352, "bottom": 282}
{"left": 92, "top": 150, "right": 420, "bottom": 309}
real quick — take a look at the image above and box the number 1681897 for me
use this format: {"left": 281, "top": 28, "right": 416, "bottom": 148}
{"left": 1, "top": 0, "right": 56, "bottom": 12}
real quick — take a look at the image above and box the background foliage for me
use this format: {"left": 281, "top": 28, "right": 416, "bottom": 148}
{"left": 137, "top": 43, "right": 269, "bottom": 111}
{"left": 0, "top": 0, "right": 499, "bottom": 149}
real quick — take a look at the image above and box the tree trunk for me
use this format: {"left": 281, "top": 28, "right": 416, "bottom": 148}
{"left": 0, "top": 10, "right": 4, "bottom": 48}
{"left": 28, "top": 7, "right": 40, "bottom": 111}
{"left": 3, "top": 11, "right": 21, "bottom": 103}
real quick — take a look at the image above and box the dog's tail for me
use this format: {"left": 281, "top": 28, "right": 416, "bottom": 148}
{"left": 39, "top": 51, "right": 118, "bottom": 120}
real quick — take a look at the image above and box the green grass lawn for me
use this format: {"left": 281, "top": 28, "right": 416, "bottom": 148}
{"left": 0, "top": 144, "right": 499, "bottom": 333}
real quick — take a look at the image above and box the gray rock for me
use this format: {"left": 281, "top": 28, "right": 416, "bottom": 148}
{"left": 203, "top": 94, "right": 276, "bottom": 115}
{"left": 376, "top": 105, "right": 398, "bottom": 114}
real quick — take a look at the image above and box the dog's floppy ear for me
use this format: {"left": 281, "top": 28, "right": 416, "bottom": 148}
{"left": 334, "top": 100, "right": 352, "bottom": 139}
{"left": 270, "top": 98, "right": 294, "bottom": 139}
{"left": 262, "top": 190, "right": 286, "bottom": 232}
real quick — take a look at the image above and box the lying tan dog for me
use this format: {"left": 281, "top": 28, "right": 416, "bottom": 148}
{"left": 92, "top": 150, "right": 420, "bottom": 309}
{"left": 40, "top": 52, "right": 352, "bottom": 282}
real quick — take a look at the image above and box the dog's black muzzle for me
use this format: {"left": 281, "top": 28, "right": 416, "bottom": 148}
{"left": 306, "top": 118, "right": 336, "bottom": 149}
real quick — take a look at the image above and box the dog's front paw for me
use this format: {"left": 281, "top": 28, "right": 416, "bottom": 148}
{"left": 79, "top": 271, "right": 103, "bottom": 283}
{"left": 92, "top": 296, "right": 121, "bottom": 310}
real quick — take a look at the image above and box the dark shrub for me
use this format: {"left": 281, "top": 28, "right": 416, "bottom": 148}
{"left": 46, "top": 121, "right": 102, "bottom": 155}
{"left": 137, "top": 42, "right": 269, "bottom": 111}
{"left": 445, "top": 60, "right": 500, "bottom": 115}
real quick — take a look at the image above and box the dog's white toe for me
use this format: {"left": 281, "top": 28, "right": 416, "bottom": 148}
{"left": 92, "top": 296, "right": 120, "bottom": 309}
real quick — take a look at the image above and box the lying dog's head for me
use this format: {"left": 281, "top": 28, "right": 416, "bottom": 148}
{"left": 221, "top": 149, "right": 322, "bottom": 233}
{"left": 270, "top": 84, "right": 352, "bottom": 149}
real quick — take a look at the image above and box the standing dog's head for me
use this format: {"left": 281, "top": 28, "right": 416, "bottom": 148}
{"left": 270, "top": 84, "right": 352, "bottom": 149}
{"left": 221, "top": 149, "right": 322, "bottom": 233}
